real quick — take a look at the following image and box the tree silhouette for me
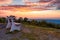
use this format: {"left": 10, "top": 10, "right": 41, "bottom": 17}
{"left": 24, "top": 17, "right": 28, "bottom": 22}
{"left": 18, "top": 17, "right": 23, "bottom": 23}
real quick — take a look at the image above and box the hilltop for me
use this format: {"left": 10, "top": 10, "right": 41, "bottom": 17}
{"left": 0, "top": 23, "right": 60, "bottom": 40}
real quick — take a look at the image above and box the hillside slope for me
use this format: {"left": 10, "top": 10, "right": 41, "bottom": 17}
{"left": 0, "top": 24, "right": 60, "bottom": 40}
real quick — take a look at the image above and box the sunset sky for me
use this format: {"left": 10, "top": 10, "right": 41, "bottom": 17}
{"left": 0, "top": 0, "right": 60, "bottom": 19}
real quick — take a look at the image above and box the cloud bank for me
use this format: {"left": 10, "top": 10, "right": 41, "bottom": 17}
{"left": 23, "top": 0, "right": 60, "bottom": 10}
{"left": 0, "top": 0, "right": 60, "bottom": 10}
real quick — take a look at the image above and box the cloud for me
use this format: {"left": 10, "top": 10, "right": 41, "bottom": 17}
{"left": 23, "top": 0, "right": 58, "bottom": 10}
{"left": 55, "top": 0, "right": 60, "bottom": 9}
{"left": 0, "top": 0, "right": 13, "bottom": 5}
{"left": 38, "top": 0, "right": 60, "bottom": 9}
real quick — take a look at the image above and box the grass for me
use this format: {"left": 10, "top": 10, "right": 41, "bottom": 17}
{"left": 22, "top": 23, "right": 59, "bottom": 31}
{"left": 5, "top": 23, "right": 60, "bottom": 40}
{"left": 6, "top": 30, "right": 20, "bottom": 34}
{"left": 20, "top": 32, "right": 36, "bottom": 40}
{"left": 10, "top": 38, "right": 19, "bottom": 40}
{"left": 22, "top": 23, "right": 60, "bottom": 40}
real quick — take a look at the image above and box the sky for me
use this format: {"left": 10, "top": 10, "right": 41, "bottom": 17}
{"left": 0, "top": 10, "right": 60, "bottom": 19}
{"left": 0, "top": 0, "right": 60, "bottom": 19}
{"left": 0, "top": 0, "right": 60, "bottom": 9}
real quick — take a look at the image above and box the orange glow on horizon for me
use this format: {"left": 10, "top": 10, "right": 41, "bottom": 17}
{"left": 0, "top": 6, "right": 60, "bottom": 19}
{"left": 0, "top": 9, "right": 60, "bottom": 19}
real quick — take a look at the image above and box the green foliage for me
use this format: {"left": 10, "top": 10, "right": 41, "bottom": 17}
{"left": 30, "top": 20, "right": 38, "bottom": 25}
{"left": 22, "top": 19, "right": 60, "bottom": 29}
{"left": 0, "top": 17, "right": 6, "bottom": 23}
{"left": 55, "top": 24, "right": 60, "bottom": 29}
{"left": 0, "top": 15, "right": 60, "bottom": 29}
{"left": 40, "top": 20, "right": 47, "bottom": 27}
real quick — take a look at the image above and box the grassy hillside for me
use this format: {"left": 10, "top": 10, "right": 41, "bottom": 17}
{"left": 19, "top": 24, "right": 60, "bottom": 40}
{"left": 0, "top": 23, "right": 60, "bottom": 40}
